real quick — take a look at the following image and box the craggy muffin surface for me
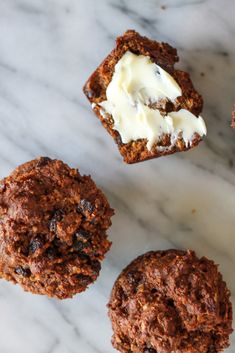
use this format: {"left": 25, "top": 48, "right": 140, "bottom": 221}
{"left": 108, "top": 250, "right": 233, "bottom": 353}
{"left": 0, "top": 157, "right": 114, "bottom": 299}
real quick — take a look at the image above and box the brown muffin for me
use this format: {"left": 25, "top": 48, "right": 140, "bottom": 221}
{"left": 0, "top": 157, "right": 114, "bottom": 299}
{"left": 108, "top": 250, "right": 233, "bottom": 353}
{"left": 83, "top": 30, "right": 206, "bottom": 163}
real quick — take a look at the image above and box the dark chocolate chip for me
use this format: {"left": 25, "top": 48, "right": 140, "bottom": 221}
{"left": 15, "top": 266, "right": 31, "bottom": 277}
{"left": 29, "top": 236, "right": 44, "bottom": 253}
{"left": 144, "top": 348, "right": 156, "bottom": 353}
{"left": 77, "top": 199, "right": 94, "bottom": 213}
{"left": 36, "top": 157, "right": 52, "bottom": 168}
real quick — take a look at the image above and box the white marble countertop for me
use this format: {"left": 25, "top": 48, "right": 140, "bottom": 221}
{"left": 0, "top": 0, "right": 234, "bottom": 352}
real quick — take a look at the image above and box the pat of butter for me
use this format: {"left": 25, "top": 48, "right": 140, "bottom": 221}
{"left": 99, "top": 51, "right": 206, "bottom": 150}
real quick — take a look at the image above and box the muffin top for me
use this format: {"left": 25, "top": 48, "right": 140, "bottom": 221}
{"left": 108, "top": 249, "right": 233, "bottom": 353}
{"left": 0, "top": 157, "right": 114, "bottom": 299}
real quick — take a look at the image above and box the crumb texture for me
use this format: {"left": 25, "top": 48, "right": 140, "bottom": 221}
{"left": 108, "top": 250, "right": 233, "bottom": 353}
{"left": 0, "top": 157, "right": 114, "bottom": 299}
{"left": 83, "top": 30, "right": 204, "bottom": 163}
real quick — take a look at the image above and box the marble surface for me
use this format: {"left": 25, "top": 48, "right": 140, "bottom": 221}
{"left": 0, "top": 0, "right": 234, "bottom": 352}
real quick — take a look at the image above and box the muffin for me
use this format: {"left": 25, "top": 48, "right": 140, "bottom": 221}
{"left": 108, "top": 250, "right": 233, "bottom": 352}
{"left": 83, "top": 30, "right": 207, "bottom": 163}
{"left": 0, "top": 157, "right": 114, "bottom": 299}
